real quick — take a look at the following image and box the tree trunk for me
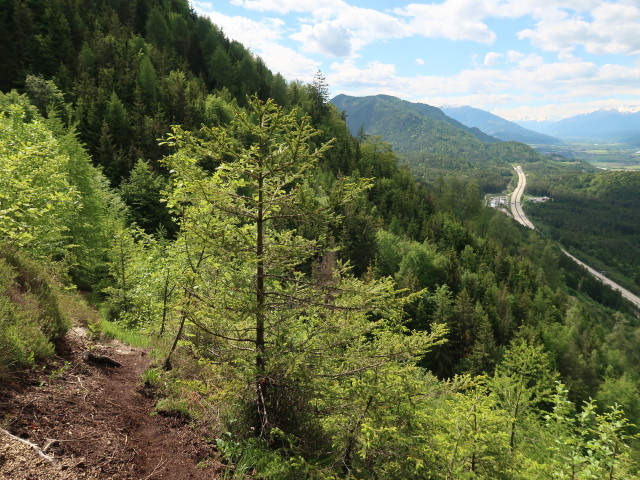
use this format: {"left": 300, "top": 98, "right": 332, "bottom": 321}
{"left": 255, "top": 164, "right": 267, "bottom": 436}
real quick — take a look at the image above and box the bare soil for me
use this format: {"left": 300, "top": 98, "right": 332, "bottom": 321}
{"left": 0, "top": 327, "right": 223, "bottom": 479}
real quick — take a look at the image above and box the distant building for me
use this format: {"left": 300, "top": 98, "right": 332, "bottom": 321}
{"left": 488, "top": 196, "right": 509, "bottom": 208}
{"left": 528, "top": 196, "right": 550, "bottom": 203}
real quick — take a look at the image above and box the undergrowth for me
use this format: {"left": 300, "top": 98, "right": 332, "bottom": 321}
{"left": 98, "top": 319, "right": 156, "bottom": 349}
{"left": 0, "top": 247, "right": 70, "bottom": 382}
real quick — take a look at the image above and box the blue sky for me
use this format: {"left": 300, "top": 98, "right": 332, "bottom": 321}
{"left": 192, "top": 0, "right": 640, "bottom": 121}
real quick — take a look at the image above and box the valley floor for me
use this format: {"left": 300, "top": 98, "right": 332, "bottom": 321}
{"left": 0, "top": 326, "right": 222, "bottom": 479}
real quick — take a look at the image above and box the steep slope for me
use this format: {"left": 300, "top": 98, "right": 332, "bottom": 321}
{"left": 0, "top": 0, "right": 285, "bottom": 183}
{"left": 0, "top": 326, "right": 222, "bottom": 479}
{"left": 442, "top": 105, "right": 561, "bottom": 144}
{"left": 4, "top": 2, "right": 640, "bottom": 477}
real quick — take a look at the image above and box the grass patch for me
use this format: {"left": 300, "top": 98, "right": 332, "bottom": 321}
{"left": 97, "top": 317, "right": 170, "bottom": 363}
{"left": 99, "top": 319, "right": 156, "bottom": 349}
{"left": 153, "top": 397, "right": 192, "bottom": 419}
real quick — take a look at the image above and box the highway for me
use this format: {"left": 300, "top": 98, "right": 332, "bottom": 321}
{"left": 510, "top": 165, "right": 640, "bottom": 311}
{"left": 561, "top": 249, "right": 640, "bottom": 310}
{"left": 510, "top": 166, "right": 535, "bottom": 229}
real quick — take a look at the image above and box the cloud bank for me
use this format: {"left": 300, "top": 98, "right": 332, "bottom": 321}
{"left": 193, "top": 0, "right": 640, "bottom": 120}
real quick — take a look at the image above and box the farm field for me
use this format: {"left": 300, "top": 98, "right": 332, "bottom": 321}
{"left": 535, "top": 143, "right": 640, "bottom": 170}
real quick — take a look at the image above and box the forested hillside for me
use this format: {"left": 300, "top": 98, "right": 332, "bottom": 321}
{"left": 1, "top": 0, "right": 291, "bottom": 184}
{"left": 332, "top": 93, "right": 546, "bottom": 193}
{"left": 2, "top": 1, "right": 640, "bottom": 478}
{"left": 332, "top": 93, "right": 499, "bottom": 144}
{"left": 527, "top": 170, "right": 640, "bottom": 295}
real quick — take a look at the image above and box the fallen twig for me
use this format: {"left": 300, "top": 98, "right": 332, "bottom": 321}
{"left": 140, "top": 457, "right": 167, "bottom": 480}
{"left": 75, "top": 375, "right": 90, "bottom": 400}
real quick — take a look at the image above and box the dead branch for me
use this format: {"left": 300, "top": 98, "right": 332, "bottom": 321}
{"left": 83, "top": 351, "right": 122, "bottom": 368}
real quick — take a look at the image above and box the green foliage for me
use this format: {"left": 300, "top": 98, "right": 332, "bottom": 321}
{"left": 102, "top": 226, "right": 180, "bottom": 333}
{"left": 0, "top": 94, "right": 125, "bottom": 286}
{"left": 154, "top": 397, "right": 192, "bottom": 420}
{"left": 138, "top": 56, "right": 159, "bottom": 106}
{"left": 395, "top": 241, "right": 445, "bottom": 291}
{"left": 0, "top": 104, "right": 78, "bottom": 257}
{"left": 203, "top": 93, "right": 235, "bottom": 126}
{"left": 53, "top": 122, "right": 126, "bottom": 288}
{"left": 24, "top": 74, "right": 66, "bottom": 116}
{"left": 157, "top": 98, "right": 446, "bottom": 455}
{"left": 216, "top": 433, "right": 293, "bottom": 480}
{"left": 0, "top": 0, "right": 283, "bottom": 183}
{"left": 0, "top": 248, "right": 70, "bottom": 381}
{"left": 4, "top": 2, "right": 640, "bottom": 476}
{"left": 491, "top": 335, "right": 559, "bottom": 451}
{"left": 119, "top": 159, "right": 174, "bottom": 235}
{"left": 545, "top": 383, "right": 639, "bottom": 479}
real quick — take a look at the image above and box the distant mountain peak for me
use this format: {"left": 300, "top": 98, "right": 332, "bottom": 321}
{"left": 441, "top": 105, "right": 562, "bottom": 145}
{"left": 331, "top": 94, "right": 498, "bottom": 144}
{"left": 518, "top": 108, "right": 640, "bottom": 142}
{"left": 330, "top": 94, "right": 544, "bottom": 172}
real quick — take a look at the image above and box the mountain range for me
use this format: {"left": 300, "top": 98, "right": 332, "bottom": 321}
{"left": 330, "top": 94, "right": 550, "bottom": 194}
{"left": 332, "top": 93, "right": 498, "bottom": 145}
{"left": 441, "top": 105, "right": 561, "bottom": 145}
{"left": 331, "top": 93, "right": 543, "bottom": 168}
{"left": 519, "top": 109, "right": 640, "bottom": 143}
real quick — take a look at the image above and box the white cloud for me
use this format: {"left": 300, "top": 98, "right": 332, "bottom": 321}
{"left": 260, "top": 44, "right": 321, "bottom": 81}
{"left": 495, "top": 98, "right": 640, "bottom": 122}
{"left": 291, "top": 6, "right": 406, "bottom": 59}
{"left": 394, "top": 1, "right": 497, "bottom": 43}
{"left": 518, "top": 1, "right": 640, "bottom": 55}
{"left": 484, "top": 52, "right": 503, "bottom": 66}
{"left": 193, "top": 1, "right": 640, "bottom": 121}
{"left": 229, "top": 0, "right": 345, "bottom": 15}
{"left": 489, "top": 0, "right": 596, "bottom": 21}
{"left": 196, "top": 9, "right": 283, "bottom": 49}
{"left": 329, "top": 60, "right": 398, "bottom": 89}
{"left": 433, "top": 93, "right": 525, "bottom": 109}
{"left": 292, "top": 21, "right": 354, "bottom": 57}
{"left": 334, "top": 7, "right": 407, "bottom": 42}
{"left": 325, "top": 50, "right": 640, "bottom": 120}
{"left": 506, "top": 50, "right": 525, "bottom": 63}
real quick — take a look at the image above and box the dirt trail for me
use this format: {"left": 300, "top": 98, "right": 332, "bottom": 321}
{"left": 0, "top": 327, "right": 222, "bottom": 479}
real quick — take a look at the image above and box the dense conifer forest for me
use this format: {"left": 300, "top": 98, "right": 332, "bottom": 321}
{"left": 1, "top": 1, "right": 640, "bottom": 478}
{"left": 526, "top": 170, "right": 640, "bottom": 295}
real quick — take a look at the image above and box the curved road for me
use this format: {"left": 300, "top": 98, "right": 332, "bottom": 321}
{"left": 510, "top": 165, "right": 640, "bottom": 310}
{"left": 510, "top": 166, "right": 535, "bottom": 229}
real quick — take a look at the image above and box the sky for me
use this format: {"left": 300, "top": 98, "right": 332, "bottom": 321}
{"left": 191, "top": 0, "right": 640, "bottom": 122}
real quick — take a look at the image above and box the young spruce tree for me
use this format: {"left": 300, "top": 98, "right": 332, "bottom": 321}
{"left": 161, "top": 97, "right": 446, "bottom": 449}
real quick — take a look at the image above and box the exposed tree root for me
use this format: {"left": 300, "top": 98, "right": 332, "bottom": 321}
{"left": 0, "top": 427, "right": 55, "bottom": 462}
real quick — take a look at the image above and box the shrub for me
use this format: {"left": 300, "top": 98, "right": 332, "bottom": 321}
{"left": 0, "top": 247, "right": 70, "bottom": 383}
